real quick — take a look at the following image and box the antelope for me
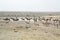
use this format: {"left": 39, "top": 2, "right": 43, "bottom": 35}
{"left": 3, "top": 18, "right": 10, "bottom": 23}
{"left": 11, "top": 17, "right": 19, "bottom": 21}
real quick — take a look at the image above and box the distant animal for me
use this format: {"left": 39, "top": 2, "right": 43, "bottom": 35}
{"left": 3, "top": 18, "right": 10, "bottom": 23}
{"left": 25, "top": 17, "right": 32, "bottom": 20}
{"left": 21, "top": 18, "right": 25, "bottom": 20}
{"left": 33, "top": 17, "right": 38, "bottom": 22}
{"left": 3, "top": 18, "right": 10, "bottom": 21}
{"left": 25, "top": 17, "right": 32, "bottom": 22}
{"left": 41, "top": 17, "right": 45, "bottom": 21}
{"left": 53, "top": 19, "right": 59, "bottom": 22}
{"left": 11, "top": 18, "right": 19, "bottom": 21}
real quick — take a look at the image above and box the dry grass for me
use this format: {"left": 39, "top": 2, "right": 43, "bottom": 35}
{"left": 0, "top": 20, "right": 60, "bottom": 40}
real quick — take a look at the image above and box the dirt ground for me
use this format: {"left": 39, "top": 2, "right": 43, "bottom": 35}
{"left": 0, "top": 21, "right": 60, "bottom": 40}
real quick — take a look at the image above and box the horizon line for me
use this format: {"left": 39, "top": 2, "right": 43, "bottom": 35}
{"left": 0, "top": 11, "right": 60, "bottom": 12}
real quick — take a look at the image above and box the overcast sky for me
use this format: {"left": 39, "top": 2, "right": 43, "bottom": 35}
{"left": 0, "top": 0, "right": 60, "bottom": 12}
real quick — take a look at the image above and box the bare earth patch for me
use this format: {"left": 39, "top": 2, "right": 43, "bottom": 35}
{"left": 0, "top": 21, "right": 60, "bottom": 40}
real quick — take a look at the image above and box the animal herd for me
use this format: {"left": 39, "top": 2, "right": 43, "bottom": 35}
{"left": 1, "top": 16, "right": 60, "bottom": 28}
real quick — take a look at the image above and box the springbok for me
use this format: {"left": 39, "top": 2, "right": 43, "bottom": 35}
{"left": 3, "top": 18, "right": 10, "bottom": 23}
{"left": 11, "top": 17, "right": 19, "bottom": 21}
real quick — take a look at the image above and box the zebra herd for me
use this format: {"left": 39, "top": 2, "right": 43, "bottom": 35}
{"left": 1, "top": 16, "right": 60, "bottom": 28}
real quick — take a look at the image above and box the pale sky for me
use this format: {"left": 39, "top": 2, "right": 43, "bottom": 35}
{"left": 0, "top": 0, "right": 60, "bottom": 12}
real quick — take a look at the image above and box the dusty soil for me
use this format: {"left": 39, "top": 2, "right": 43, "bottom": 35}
{"left": 0, "top": 21, "right": 60, "bottom": 40}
